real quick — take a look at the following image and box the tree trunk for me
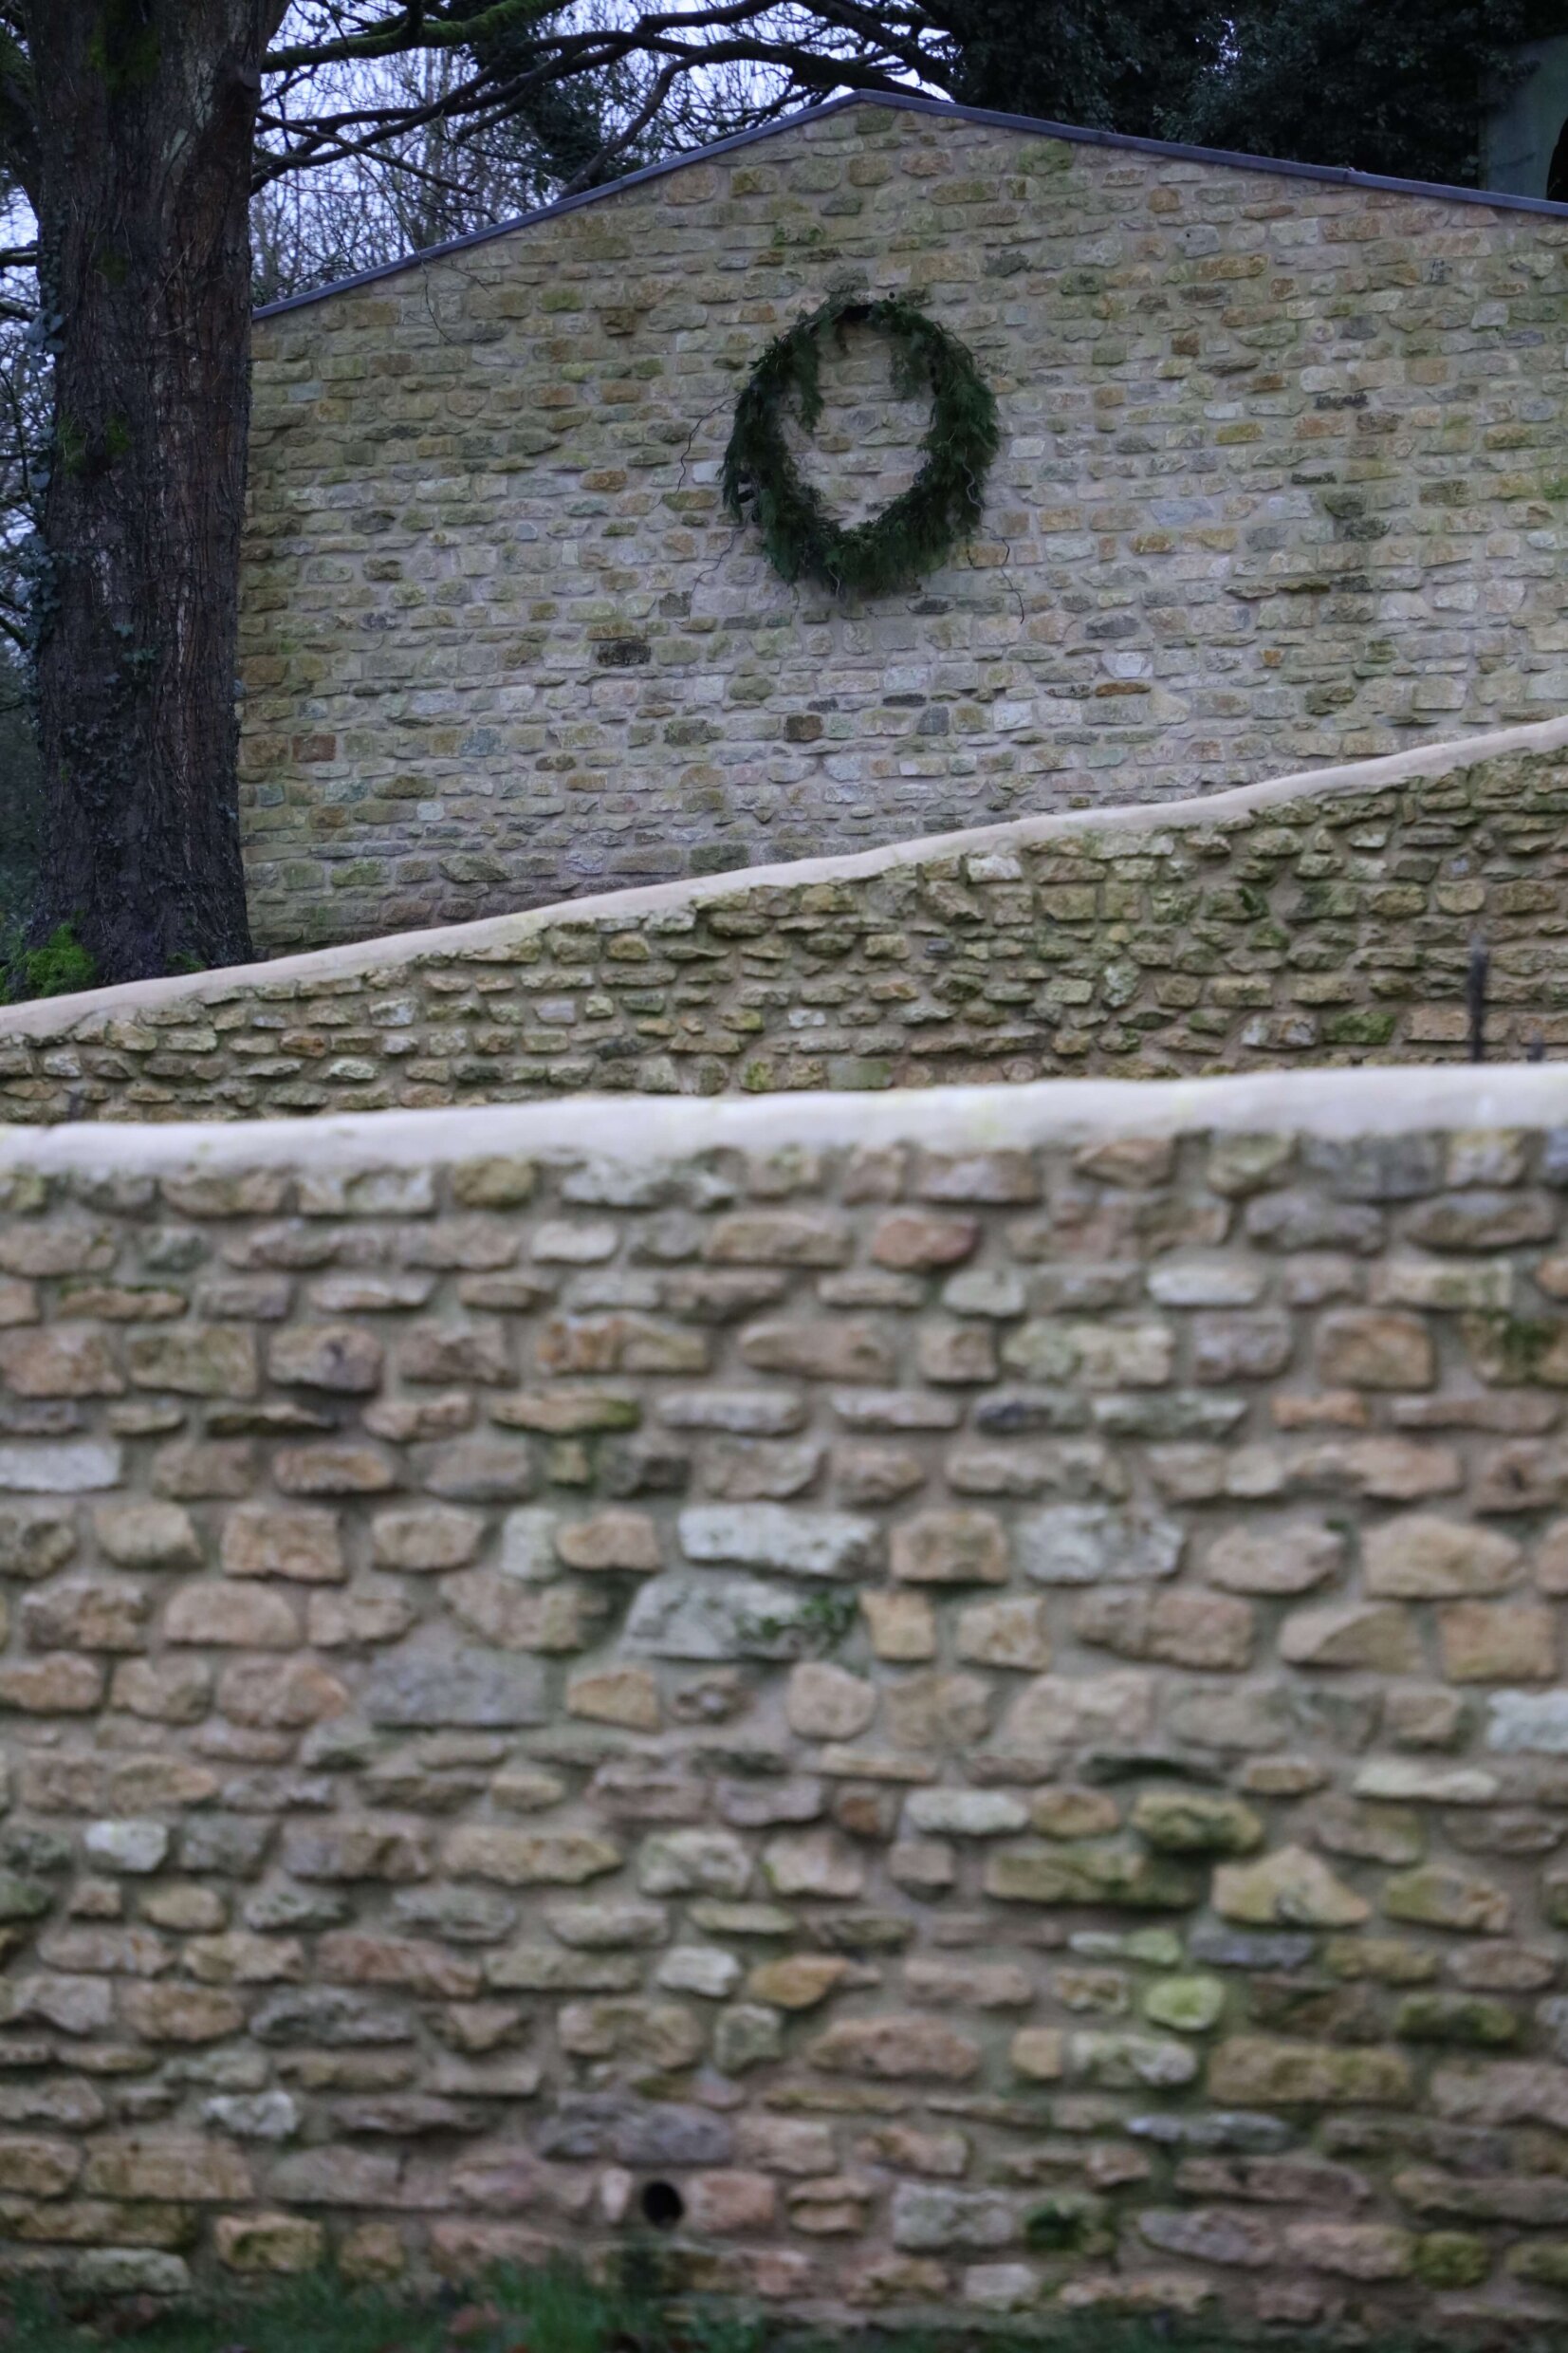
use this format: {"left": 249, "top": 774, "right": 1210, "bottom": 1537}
{"left": 26, "top": 2, "right": 280, "bottom": 983}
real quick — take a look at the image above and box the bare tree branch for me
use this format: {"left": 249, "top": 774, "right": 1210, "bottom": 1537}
{"left": 268, "top": 0, "right": 560, "bottom": 73}
{"left": 252, "top": 0, "right": 953, "bottom": 215}
{"left": 558, "top": 52, "right": 679, "bottom": 190}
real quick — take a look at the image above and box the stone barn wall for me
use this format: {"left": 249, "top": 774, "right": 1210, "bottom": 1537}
{"left": 240, "top": 93, "right": 1568, "bottom": 954}
{"left": 4, "top": 1070, "right": 1568, "bottom": 2326}
{"left": 7, "top": 717, "right": 1568, "bottom": 1124}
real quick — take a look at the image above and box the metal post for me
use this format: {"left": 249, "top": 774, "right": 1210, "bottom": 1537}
{"left": 1467, "top": 938, "right": 1489, "bottom": 1065}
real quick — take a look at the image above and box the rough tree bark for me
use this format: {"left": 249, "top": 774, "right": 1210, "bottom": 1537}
{"left": 23, "top": 2, "right": 286, "bottom": 982}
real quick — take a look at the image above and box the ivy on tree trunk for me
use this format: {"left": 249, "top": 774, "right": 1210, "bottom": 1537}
{"left": 25, "top": 2, "right": 283, "bottom": 982}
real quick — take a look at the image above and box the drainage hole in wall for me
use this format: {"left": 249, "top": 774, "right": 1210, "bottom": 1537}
{"left": 640, "top": 2180, "right": 684, "bottom": 2230}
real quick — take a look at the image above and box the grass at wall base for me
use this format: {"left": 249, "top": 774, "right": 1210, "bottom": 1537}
{"left": 0, "top": 2264, "right": 1547, "bottom": 2353}
{"left": 1, "top": 2270, "right": 707, "bottom": 2353}
{"left": 2, "top": 2262, "right": 649, "bottom": 2353}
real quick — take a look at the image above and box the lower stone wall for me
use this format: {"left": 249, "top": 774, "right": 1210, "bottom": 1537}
{"left": 6, "top": 1071, "right": 1568, "bottom": 2322}
{"left": 5, "top": 715, "right": 1568, "bottom": 1124}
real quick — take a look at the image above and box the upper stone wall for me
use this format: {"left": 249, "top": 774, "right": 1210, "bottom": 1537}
{"left": 6, "top": 717, "right": 1568, "bottom": 1125}
{"left": 6, "top": 1067, "right": 1568, "bottom": 2320}
{"left": 240, "top": 97, "right": 1568, "bottom": 954}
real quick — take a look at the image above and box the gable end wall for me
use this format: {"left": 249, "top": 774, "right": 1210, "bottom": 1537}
{"left": 240, "top": 102, "right": 1568, "bottom": 954}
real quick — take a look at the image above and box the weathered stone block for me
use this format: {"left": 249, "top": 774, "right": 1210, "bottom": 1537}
{"left": 1439, "top": 1603, "right": 1556, "bottom": 1682}
{"left": 214, "top": 2214, "right": 326, "bottom": 2273}
{"left": 94, "top": 1499, "right": 201, "bottom": 1569}
{"left": 1131, "top": 1792, "right": 1263, "bottom": 1856}
{"left": 1316, "top": 1312, "right": 1434, "bottom": 1391}
{"left": 268, "top": 1324, "right": 384, "bottom": 1393}
{"left": 1212, "top": 1845, "right": 1369, "bottom": 1928}
{"left": 985, "top": 1843, "right": 1200, "bottom": 1910}
{"left": 1017, "top": 1504, "right": 1183, "bottom": 1585}
{"left": 891, "top": 1509, "right": 1009, "bottom": 1585}
{"left": 1205, "top": 1520, "right": 1342, "bottom": 1595}
{"left": 363, "top": 1632, "right": 547, "bottom": 1726}
{"left": 446, "top": 1827, "right": 623, "bottom": 1885}
{"left": 126, "top": 1325, "right": 259, "bottom": 1397}
{"left": 1279, "top": 1603, "right": 1421, "bottom": 1673}
{"left": 954, "top": 1594, "right": 1052, "bottom": 1669}
{"left": 1363, "top": 1515, "right": 1522, "bottom": 1599}
{"left": 23, "top": 1579, "right": 148, "bottom": 1653}
{"left": 809, "top": 2013, "right": 980, "bottom": 2081}
{"left": 861, "top": 1588, "right": 937, "bottom": 1660}
{"left": 163, "top": 1584, "right": 300, "bottom": 1646}
{"left": 1074, "top": 1587, "right": 1253, "bottom": 1670}
{"left": 1383, "top": 1865, "right": 1511, "bottom": 1934}
{"left": 995, "top": 1670, "right": 1155, "bottom": 1757}
{"left": 1208, "top": 2037, "right": 1412, "bottom": 2104}
{"left": 679, "top": 1503, "right": 876, "bottom": 1579}
{"left": 222, "top": 1504, "right": 344, "bottom": 1583}
{"left": 892, "top": 2183, "right": 1016, "bottom": 2251}
{"left": 567, "top": 1664, "right": 661, "bottom": 1731}
{"left": 787, "top": 1661, "right": 876, "bottom": 1740}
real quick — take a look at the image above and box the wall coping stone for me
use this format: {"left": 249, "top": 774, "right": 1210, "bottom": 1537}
{"left": 6, "top": 1063, "right": 1568, "bottom": 1176}
{"left": 8, "top": 709, "right": 1568, "bottom": 1046}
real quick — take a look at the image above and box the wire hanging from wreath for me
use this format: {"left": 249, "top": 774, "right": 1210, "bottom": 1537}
{"left": 721, "top": 288, "right": 1001, "bottom": 598}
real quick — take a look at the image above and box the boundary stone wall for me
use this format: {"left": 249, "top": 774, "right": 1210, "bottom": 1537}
{"left": 4, "top": 1067, "right": 1568, "bottom": 2323}
{"left": 6, "top": 715, "right": 1568, "bottom": 1124}
{"left": 239, "top": 95, "right": 1568, "bottom": 954}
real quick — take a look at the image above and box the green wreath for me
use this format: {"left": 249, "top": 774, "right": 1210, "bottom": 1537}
{"left": 721, "top": 288, "right": 1000, "bottom": 598}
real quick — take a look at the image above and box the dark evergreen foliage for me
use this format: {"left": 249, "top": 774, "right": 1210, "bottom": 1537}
{"left": 1183, "top": 0, "right": 1564, "bottom": 191}
{"left": 722, "top": 291, "right": 1001, "bottom": 598}
{"left": 932, "top": 0, "right": 1568, "bottom": 193}
{"left": 936, "top": 0, "right": 1221, "bottom": 142}
{"left": 446, "top": 0, "right": 637, "bottom": 198}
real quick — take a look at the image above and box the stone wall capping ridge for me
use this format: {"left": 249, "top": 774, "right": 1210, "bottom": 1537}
{"left": 8, "top": 709, "right": 1568, "bottom": 1047}
{"left": 7, "top": 1061, "right": 1568, "bottom": 1176}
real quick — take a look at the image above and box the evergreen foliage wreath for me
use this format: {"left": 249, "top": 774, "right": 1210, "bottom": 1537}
{"left": 722, "top": 289, "right": 1000, "bottom": 597}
